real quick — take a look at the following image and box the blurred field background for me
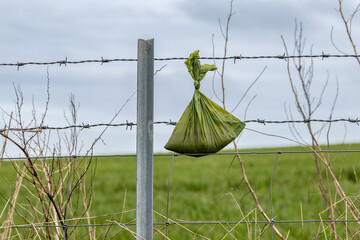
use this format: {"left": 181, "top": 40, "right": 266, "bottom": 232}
{"left": 1, "top": 143, "right": 360, "bottom": 239}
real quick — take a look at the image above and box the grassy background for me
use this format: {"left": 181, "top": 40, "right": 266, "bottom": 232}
{"left": 1, "top": 143, "right": 360, "bottom": 239}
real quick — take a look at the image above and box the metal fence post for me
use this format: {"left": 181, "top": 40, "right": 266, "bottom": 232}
{"left": 136, "top": 39, "right": 154, "bottom": 240}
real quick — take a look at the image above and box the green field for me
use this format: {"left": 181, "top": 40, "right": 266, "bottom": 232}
{"left": 1, "top": 144, "right": 360, "bottom": 239}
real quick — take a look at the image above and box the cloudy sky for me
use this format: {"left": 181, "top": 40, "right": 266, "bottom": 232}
{"left": 0, "top": 0, "right": 359, "bottom": 156}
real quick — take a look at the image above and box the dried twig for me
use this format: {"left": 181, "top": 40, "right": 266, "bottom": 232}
{"left": 217, "top": 1, "right": 285, "bottom": 239}
{"left": 282, "top": 25, "right": 360, "bottom": 238}
{"left": 338, "top": 0, "right": 360, "bottom": 64}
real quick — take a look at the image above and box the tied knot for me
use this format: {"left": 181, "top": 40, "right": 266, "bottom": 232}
{"left": 194, "top": 80, "right": 200, "bottom": 90}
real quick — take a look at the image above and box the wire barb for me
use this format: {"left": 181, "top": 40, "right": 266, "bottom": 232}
{"left": 233, "top": 54, "right": 242, "bottom": 63}
{"left": 277, "top": 53, "right": 286, "bottom": 60}
{"left": 101, "top": 56, "right": 110, "bottom": 65}
{"left": 348, "top": 117, "right": 359, "bottom": 125}
{"left": 257, "top": 119, "right": 266, "bottom": 125}
{"left": 125, "top": 120, "right": 135, "bottom": 130}
{"left": 321, "top": 51, "right": 330, "bottom": 60}
{"left": 59, "top": 57, "right": 68, "bottom": 66}
{"left": 16, "top": 62, "right": 24, "bottom": 71}
{"left": 81, "top": 123, "right": 90, "bottom": 129}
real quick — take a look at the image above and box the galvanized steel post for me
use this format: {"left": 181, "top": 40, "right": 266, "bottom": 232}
{"left": 136, "top": 39, "right": 154, "bottom": 240}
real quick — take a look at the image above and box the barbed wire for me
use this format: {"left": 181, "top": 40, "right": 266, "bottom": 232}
{"left": 1, "top": 53, "right": 360, "bottom": 69}
{"left": 2, "top": 53, "right": 360, "bottom": 239}
{"left": 0, "top": 118, "right": 358, "bottom": 133}
{"left": 244, "top": 118, "right": 360, "bottom": 124}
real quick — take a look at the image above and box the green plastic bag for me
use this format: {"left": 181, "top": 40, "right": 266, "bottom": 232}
{"left": 164, "top": 50, "right": 245, "bottom": 155}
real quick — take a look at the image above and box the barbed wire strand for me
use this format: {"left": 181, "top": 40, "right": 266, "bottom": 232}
{"left": 0, "top": 118, "right": 359, "bottom": 133}
{"left": 1, "top": 53, "right": 360, "bottom": 68}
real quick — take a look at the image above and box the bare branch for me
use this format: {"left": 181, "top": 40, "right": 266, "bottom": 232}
{"left": 330, "top": 26, "right": 348, "bottom": 54}
{"left": 219, "top": 0, "right": 234, "bottom": 109}
{"left": 338, "top": 0, "right": 360, "bottom": 64}
{"left": 211, "top": 34, "right": 222, "bottom": 102}
{"left": 312, "top": 71, "right": 329, "bottom": 114}
{"left": 348, "top": 3, "right": 360, "bottom": 34}
{"left": 230, "top": 66, "right": 266, "bottom": 113}
{"left": 154, "top": 64, "right": 167, "bottom": 75}
{"left": 281, "top": 35, "right": 307, "bottom": 120}
{"left": 326, "top": 78, "right": 340, "bottom": 149}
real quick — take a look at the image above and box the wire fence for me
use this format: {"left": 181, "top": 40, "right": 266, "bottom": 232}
{"left": 2, "top": 149, "right": 360, "bottom": 239}
{"left": 1, "top": 53, "right": 360, "bottom": 239}
{"left": 1, "top": 123, "right": 360, "bottom": 237}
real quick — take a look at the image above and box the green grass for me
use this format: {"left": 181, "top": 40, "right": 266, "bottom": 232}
{"left": 1, "top": 144, "right": 360, "bottom": 239}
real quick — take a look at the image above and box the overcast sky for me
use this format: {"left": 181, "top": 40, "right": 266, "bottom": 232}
{"left": 0, "top": 0, "right": 359, "bottom": 156}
